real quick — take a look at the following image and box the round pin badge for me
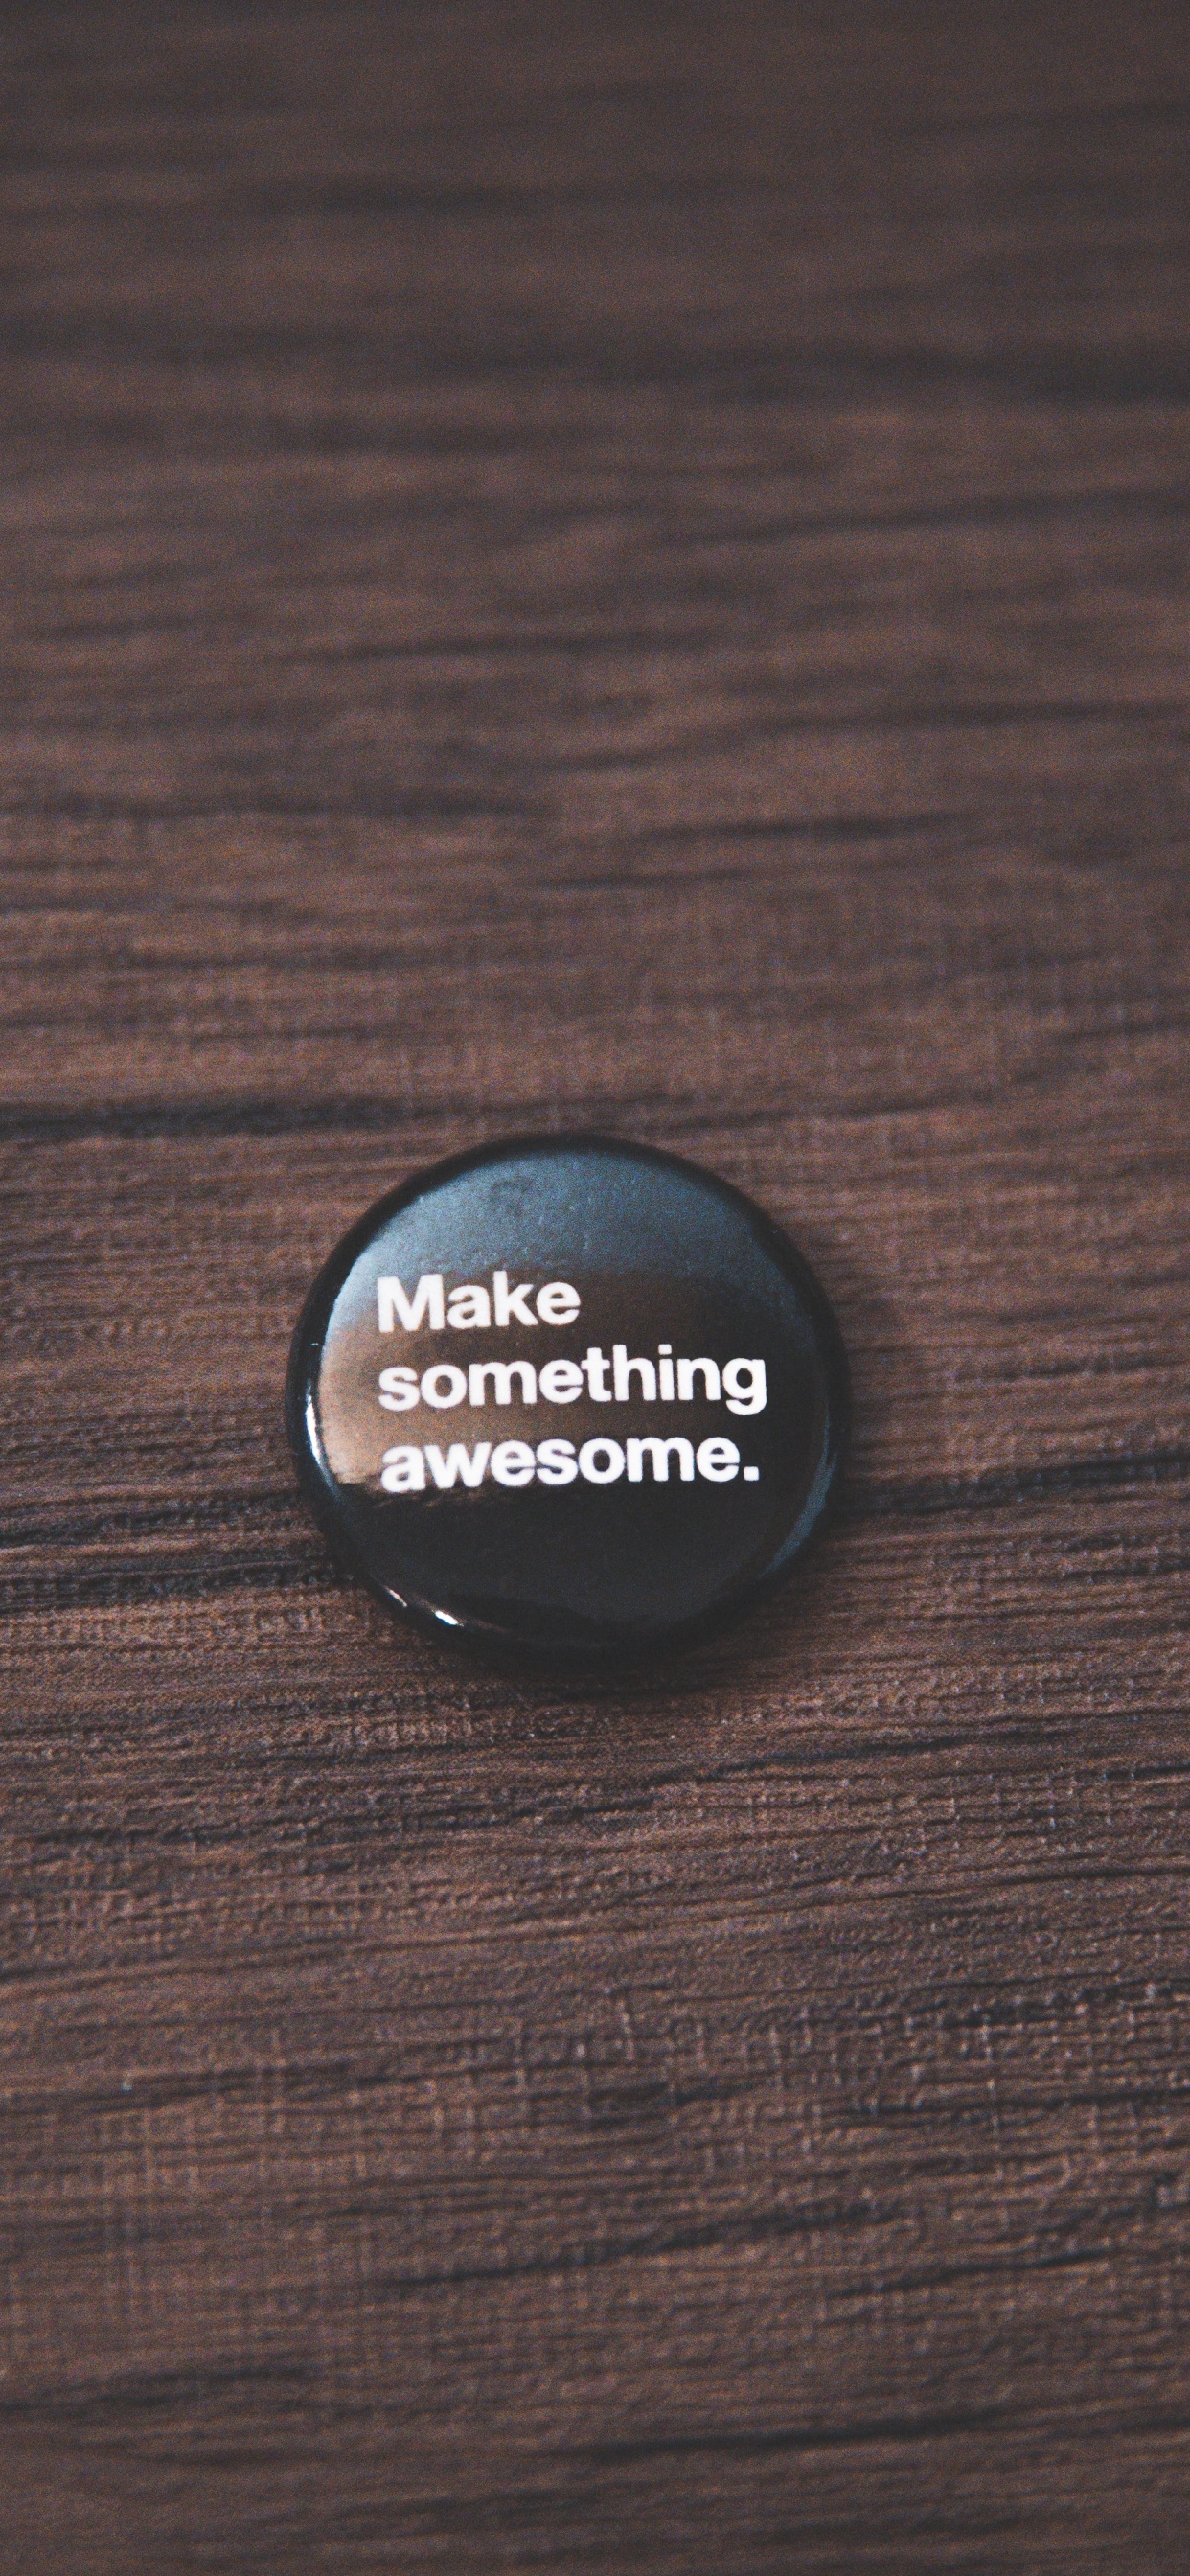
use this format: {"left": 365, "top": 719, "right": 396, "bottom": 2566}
{"left": 286, "top": 1137, "right": 849, "bottom": 1664}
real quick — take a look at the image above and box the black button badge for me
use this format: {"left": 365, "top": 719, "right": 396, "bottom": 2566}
{"left": 286, "top": 1137, "right": 849, "bottom": 1664}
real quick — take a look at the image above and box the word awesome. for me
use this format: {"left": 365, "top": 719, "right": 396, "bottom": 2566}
{"left": 380, "top": 1436, "right": 761, "bottom": 1493}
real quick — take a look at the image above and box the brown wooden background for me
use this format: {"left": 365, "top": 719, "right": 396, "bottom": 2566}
{"left": 1, "top": 5, "right": 1188, "bottom": 2568}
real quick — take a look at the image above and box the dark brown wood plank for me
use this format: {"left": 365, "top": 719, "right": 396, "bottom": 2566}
{"left": 0, "top": 5, "right": 1187, "bottom": 2568}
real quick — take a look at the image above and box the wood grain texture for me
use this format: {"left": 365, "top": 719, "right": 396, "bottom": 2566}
{"left": 0, "top": 5, "right": 1187, "bottom": 2568}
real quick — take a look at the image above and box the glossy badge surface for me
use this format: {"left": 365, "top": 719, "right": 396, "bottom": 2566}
{"left": 286, "top": 1138, "right": 850, "bottom": 1664}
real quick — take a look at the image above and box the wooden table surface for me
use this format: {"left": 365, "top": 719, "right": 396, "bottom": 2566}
{"left": 1, "top": 6, "right": 1187, "bottom": 2569}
